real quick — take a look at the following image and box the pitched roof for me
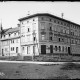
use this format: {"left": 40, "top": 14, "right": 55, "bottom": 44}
{"left": 3, "top": 27, "right": 20, "bottom": 35}
{"left": 18, "top": 13, "right": 80, "bottom": 27}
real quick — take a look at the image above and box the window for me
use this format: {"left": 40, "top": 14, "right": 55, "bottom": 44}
{"left": 62, "top": 46, "right": 64, "bottom": 52}
{"left": 61, "top": 22, "right": 63, "bottom": 25}
{"left": 50, "top": 27, "right": 52, "bottom": 30}
{"left": 5, "top": 48, "right": 8, "bottom": 52}
{"left": 50, "top": 19, "right": 52, "bottom": 21}
{"left": 14, "top": 33, "right": 16, "bottom": 36}
{"left": 13, "top": 47, "right": 14, "bottom": 51}
{"left": 64, "top": 23, "right": 66, "bottom": 26}
{"left": 27, "top": 46, "right": 30, "bottom": 54}
{"left": 41, "top": 22, "right": 45, "bottom": 29}
{"left": 49, "top": 23, "right": 52, "bottom": 30}
{"left": 41, "top": 35, "right": 45, "bottom": 40}
{"left": 42, "top": 17, "right": 44, "bottom": 20}
{"left": 54, "top": 20, "right": 56, "bottom": 23}
{"left": 59, "top": 46, "right": 61, "bottom": 52}
{"left": 27, "top": 21, "right": 29, "bottom": 23}
{"left": 33, "top": 19, "right": 35, "bottom": 21}
{"left": 22, "top": 47, "right": 24, "bottom": 51}
{"left": 11, "top": 47, "right": 12, "bottom": 51}
{"left": 4, "top": 35, "right": 5, "bottom": 38}
{"left": 33, "top": 37, "right": 36, "bottom": 41}
{"left": 59, "top": 38, "right": 60, "bottom": 42}
{"left": 11, "top": 47, "right": 14, "bottom": 51}
{"left": 9, "top": 34, "right": 11, "bottom": 37}
{"left": 75, "top": 40, "right": 77, "bottom": 44}
{"left": 28, "top": 28, "right": 30, "bottom": 32}
{"left": 22, "top": 22, "right": 23, "bottom": 24}
{"left": 60, "top": 29, "right": 63, "bottom": 33}
{"left": 62, "top": 38, "right": 64, "bottom": 42}
{"left": 71, "top": 39, "right": 74, "bottom": 44}
{"left": 58, "top": 21, "right": 59, "bottom": 24}
{"left": 13, "top": 40, "right": 14, "bottom": 43}
{"left": 55, "top": 46, "right": 57, "bottom": 51}
{"left": 11, "top": 40, "right": 14, "bottom": 43}
{"left": 65, "top": 47, "right": 67, "bottom": 52}
{"left": 49, "top": 36, "right": 52, "bottom": 40}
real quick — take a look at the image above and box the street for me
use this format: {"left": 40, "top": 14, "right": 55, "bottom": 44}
{"left": 0, "top": 61, "right": 80, "bottom": 79}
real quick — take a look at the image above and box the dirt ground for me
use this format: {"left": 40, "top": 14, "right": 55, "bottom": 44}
{"left": 0, "top": 62, "right": 80, "bottom": 79}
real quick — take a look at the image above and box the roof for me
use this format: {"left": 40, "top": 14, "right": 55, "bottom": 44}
{"left": 18, "top": 13, "right": 80, "bottom": 27}
{"left": 2, "top": 27, "right": 20, "bottom": 35}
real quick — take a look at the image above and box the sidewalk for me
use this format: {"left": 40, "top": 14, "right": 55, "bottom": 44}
{"left": 0, "top": 60, "right": 79, "bottom": 64}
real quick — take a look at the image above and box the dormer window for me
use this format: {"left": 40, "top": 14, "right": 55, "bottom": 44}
{"left": 4, "top": 35, "right": 5, "bottom": 38}
{"left": 33, "top": 19, "right": 35, "bottom": 21}
{"left": 14, "top": 33, "right": 16, "bottom": 36}
{"left": 9, "top": 34, "right": 11, "bottom": 37}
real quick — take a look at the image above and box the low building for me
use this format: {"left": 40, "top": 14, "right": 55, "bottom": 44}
{"left": 0, "top": 26, "right": 20, "bottom": 56}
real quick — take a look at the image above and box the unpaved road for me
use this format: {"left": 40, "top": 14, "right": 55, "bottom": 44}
{"left": 0, "top": 62, "right": 80, "bottom": 79}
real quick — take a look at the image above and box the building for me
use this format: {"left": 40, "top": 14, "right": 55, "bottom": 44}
{"left": 0, "top": 25, "right": 21, "bottom": 56}
{"left": 0, "top": 13, "right": 80, "bottom": 57}
{"left": 18, "top": 13, "right": 80, "bottom": 57}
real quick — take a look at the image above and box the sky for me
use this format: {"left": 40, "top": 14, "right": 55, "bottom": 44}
{"left": 0, "top": 1, "right": 80, "bottom": 29}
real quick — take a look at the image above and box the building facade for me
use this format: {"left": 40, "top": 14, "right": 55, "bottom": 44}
{"left": 18, "top": 13, "right": 80, "bottom": 56}
{"left": 0, "top": 26, "right": 21, "bottom": 56}
{"left": 0, "top": 13, "right": 80, "bottom": 57}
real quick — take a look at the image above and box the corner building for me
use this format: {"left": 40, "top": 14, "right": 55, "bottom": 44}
{"left": 18, "top": 13, "right": 80, "bottom": 56}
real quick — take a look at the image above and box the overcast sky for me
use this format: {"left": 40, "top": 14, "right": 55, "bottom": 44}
{"left": 0, "top": 1, "right": 80, "bottom": 29}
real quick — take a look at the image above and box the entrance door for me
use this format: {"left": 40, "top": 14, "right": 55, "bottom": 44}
{"left": 41, "top": 45, "right": 46, "bottom": 54}
{"left": 68, "top": 47, "right": 71, "bottom": 55}
{"left": 2, "top": 49, "right": 4, "bottom": 56}
{"left": 16, "top": 47, "right": 18, "bottom": 53}
{"left": 50, "top": 45, "right": 53, "bottom": 53}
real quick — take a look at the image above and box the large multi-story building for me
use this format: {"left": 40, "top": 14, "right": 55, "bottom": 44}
{"left": 18, "top": 13, "right": 80, "bottom": 56}
{"left": 0, "top": 13, "right": 80, "bottom": 57}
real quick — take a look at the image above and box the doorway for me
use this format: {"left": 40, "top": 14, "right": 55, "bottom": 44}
{"left": 16, "top": 47, "right": 18, "bottom": 53}
{"left": 50, "top": 45, "right": 53, "bottom": 53}
{"left": 68, "top": 47, "right": 71, "bottom": 55}
{"left": 41, "top": 45, "right": 46, "bottom": 54}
